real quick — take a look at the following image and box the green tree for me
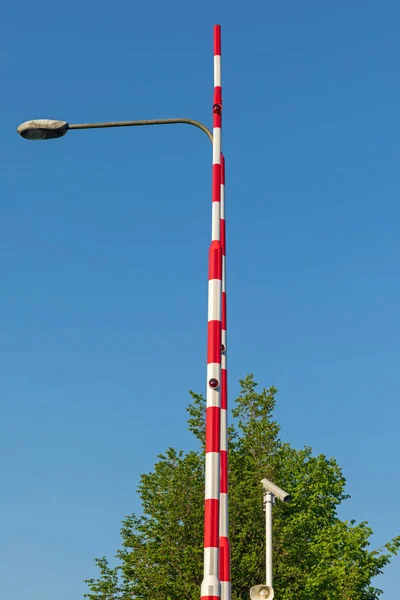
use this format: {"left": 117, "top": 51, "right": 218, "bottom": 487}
{"left": 84, "top": 375, "right": 399, "bottom": 599}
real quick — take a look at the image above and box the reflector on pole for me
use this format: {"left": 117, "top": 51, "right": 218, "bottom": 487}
{"left": 201, "top": 24, "right": 223, "bottom": 600}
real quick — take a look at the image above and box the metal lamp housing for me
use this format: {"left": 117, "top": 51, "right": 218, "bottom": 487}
{"left": 17, "top": 119, "right": 69, "bottom": 140}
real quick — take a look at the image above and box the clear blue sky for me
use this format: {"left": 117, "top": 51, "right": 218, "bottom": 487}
{"left": 1, "top": 1, "right": 399, "bottom": 598}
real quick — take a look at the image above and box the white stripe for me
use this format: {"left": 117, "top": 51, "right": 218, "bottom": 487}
{"left": 221, "top": 354, "right": 227, "bottom": 370}
{"left": 207, "top": 362, "right": 221, "bottom": 379}
{"left": 201, "top": 576, "right": 221, "bottom": 600}
{"left": 206, "top": 388, "right": 220, "bottom": 409}
{"left": 214, "top": 56, "right": 221, "bottom": 87}
{"left": 208, "top": 279, "right": 222, "bottom": 322}
{"left": 212, "top": 201, "right": 220, "bottom": 242}
{"left": 205, "top": 452, "right": 220, "bottom": 499}
{"left": 221, "top": 581, "right": 231, "bottom": 599}
{"left": 207, "top": 363, "right": 221, "bottom": 408}
{"left": 219, "top": 492, "right": 229, "bottom": 536}
{"left": 220, "top": 183, "right": 225, "bottom": 219}
{"left": 213, "top": 128, "right": 221, "bottom": 165}
{"left": 201, "top": 548, "right": 220, "bottom": 597}
{"left": 207, "top": 362, "right": 221, "bottom": 380}
{"left": 221, "top": 328, "right": 226, "bottom": 347}
{"left": 220, "top": 409, "right": 228, "bottom": 450}
{"left": 203, "top": 546, "right": 219, "bottom": 575}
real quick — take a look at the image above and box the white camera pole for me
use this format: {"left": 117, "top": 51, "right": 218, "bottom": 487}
{"left": 250, "top": 479, "right": 290, "bottom": 600}
{"left": 264, "top": 491, "right": 274, "bottom": 588}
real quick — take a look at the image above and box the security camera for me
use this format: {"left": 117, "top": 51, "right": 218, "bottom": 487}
{"left": 261, "top": 478, "right": 291, "bottom": 503}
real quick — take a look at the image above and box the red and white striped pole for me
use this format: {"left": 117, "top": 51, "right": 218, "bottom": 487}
{"left": 219, "top": 153, "right": 231, "bottom": 600}
{"left": 201, "top": 24, "right": 223, "bottom": 600}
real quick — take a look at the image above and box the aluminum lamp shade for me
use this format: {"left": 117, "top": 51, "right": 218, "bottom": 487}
{"left": 17, "top": 120, "right": 69, "bottom": 140}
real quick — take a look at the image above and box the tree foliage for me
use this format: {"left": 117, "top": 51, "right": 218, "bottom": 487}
{"left": 84, "top": 375, "right": 399, "bottom": 599}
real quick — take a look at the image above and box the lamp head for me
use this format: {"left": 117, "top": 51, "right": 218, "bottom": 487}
{"left": 17, "top": 119, "right": 69, "bottom": 140}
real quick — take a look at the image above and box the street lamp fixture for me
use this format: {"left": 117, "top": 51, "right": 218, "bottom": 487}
{"left": 17, "top": 119, "right": 69, "bottom": 140}
{"left": 17, "top": 117, "right": 213, "bottom": 143}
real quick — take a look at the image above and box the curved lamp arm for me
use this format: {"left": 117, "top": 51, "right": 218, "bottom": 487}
{"left": 69, "top": 118, "right": 213, "bottom": 143}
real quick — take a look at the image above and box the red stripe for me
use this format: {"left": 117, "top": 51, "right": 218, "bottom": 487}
{"left": 214, "top": 24, "right": 221, "bottom": 55}
{"left": 212, "top": 163, "right": 221, "bottom": 202}
{"left": 220, "top": 219, "right": 226, "bottom": 255}
{"left": 220, "top": 450, "right": 228, "bottom": 492}
{"left": 219, "top": 537, "right": 231, "bottom": 580}
{"left": 221, "top": 291, "right": 227, "bottom": 329}
{"left": 207, "top": 320, "right": 221, "bottom": 364}
{"left": 204, "top": 498, "right": 219, "bottom": 546}
{"left": 214, "top": 86, "right": 222, "bottom": 106}
{"left": 208, "top": 240, "right": 222, "bottom": 280}
{"left": 201, "top": 597, "right": 220, "bottom": 600}
{"left": 206, "top": 407, "right": 221, "bottom": 452}
{"left": 213, "top": 111, "right": 222, "bottom": 129}
{"left": 221, "top": 368, "right": 227, "bottom": 409}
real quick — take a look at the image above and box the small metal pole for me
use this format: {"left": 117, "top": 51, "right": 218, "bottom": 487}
{"left": 264, "top": 492, "right": 274, "bottom": 588}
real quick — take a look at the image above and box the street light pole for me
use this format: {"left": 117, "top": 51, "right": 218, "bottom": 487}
{"left": 16, "top": 25, "right": 230, "bottom": 600}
